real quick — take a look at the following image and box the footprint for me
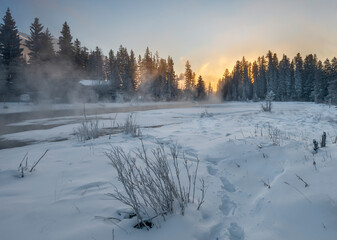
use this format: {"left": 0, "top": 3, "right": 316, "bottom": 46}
{"left": 228, "top": 222, "right": 245, "bottom": 240}
{"left": 207, "top": 165, "right": 218, "bottom": 176}
{"left": 219, "top": 194, "right": 236, "bottom": 216}
{"left": 220, "top": 176, "right": 236, "bottom": 192}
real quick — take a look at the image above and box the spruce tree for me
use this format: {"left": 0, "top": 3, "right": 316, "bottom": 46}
{"left": 258, "top": 56, "right": 267, "bottom": 99}
{"left": 167, "top": 56, "right": 177, "bottom": 100}
{"left": 323, "top": 59, "right": 332, "bottom": 102}
{"left": 73, "top": 38, "right": 82, "bottom": 68}
{"left": 106, "top": 50, "right": 115, "bottom": 82}
{"left": 156, "top": 58, "right": 167, "bottom": 100}
{"left": 58, "top": 21, "right": 73, "bottom": 60}
{"left": 327, "top": 57, "right": 337, "bottom": 103}
{"left": 252, "top": 61, "right": 259, "bottom": 100}
{"left": 232, "top": 61, "right": 242, "bottom": 100}
{"left": 116, "top": 45, "right": 132, "bottom": 95}
{"left": 0, "top": 8, "right": 23, "bottom": 91}
{"left": 184, "top": 60, "right": 193, "bottom": 96}
{"left": 196, "top": 75, "right": 206, "bottom": 100}
{"left": 272, "top": 53, "right": 279, "bottom": 98}
{"left": 241, "top": 57, "right": 250, "bottom": 100}
{"left": 80, "top": 46, "right": 89, "bottom": 76}
{"left": 207, "top": 82, "right": 213, "bottom": 97}
{"left": 88, "top": 46, "right": 103, "bottom": 80}
{"left": 313, "top": 60, "right": 324, "bottom": 103}
{"left": 289, "top": 60, "right": 295, "bottom": 100}
{"left": 266, "top": 51, "right": 273, "bottom": 94}
{"left": 137, "top": 47, "right": 155, "bottom": 98}
{"left": 129, "top": 50, "right": 137, "bottom": 92}
{"left": 40, "top": 28, "right": 54, "bottom": 62}
{"left": 278, "top": 55, "right": 291, "bottom": 101}
{"left": 294, "top": 53, "right": 303, "bottom": 100}
{"left": 303, "top": 54, "right": 316, "bottom": 101}
{"left": 266, "top": 51, "right": 278, "bottom": 99}
{"left": 25, "top": 18, "right": 44, "bottom": 64}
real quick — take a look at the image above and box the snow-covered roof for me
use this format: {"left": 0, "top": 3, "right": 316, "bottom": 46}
{"left": 79, "top": 80, "right": 109, "bottom": 86}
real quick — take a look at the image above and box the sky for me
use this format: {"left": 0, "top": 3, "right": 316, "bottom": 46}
{"left": 1, "top": 0, "right": 337, "bottom": 87}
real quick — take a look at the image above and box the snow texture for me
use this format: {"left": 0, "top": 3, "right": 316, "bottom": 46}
{"left": 1, "top": 102, "right": 337, "bottom": 240}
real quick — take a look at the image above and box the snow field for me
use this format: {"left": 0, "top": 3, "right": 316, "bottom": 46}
{"left": 1, "top": 102, "right": 337, "bottom": 240}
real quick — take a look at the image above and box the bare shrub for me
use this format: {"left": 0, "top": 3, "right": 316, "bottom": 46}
{"left": 267, "top": 124, "right": 281, "bottom": 146}
{"left": 261, "top": 90, "right": 275, "bottom": 112}
{"left": 74, "top": 116, "right": 100, "bottom": 142}
{"left": 105, "top": 141, "right": 205, "bottom": 229}
{"left": 18, "top": 150, "right": 49, "bottom": 178}
{"left": 200, "top": 109, "right": 213, "bottom": 118}
{"left": 123, "top": 113, "right": 141, "bottom": 137}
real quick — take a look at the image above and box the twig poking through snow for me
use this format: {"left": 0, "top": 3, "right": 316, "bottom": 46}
{"left": 313, "top": 159, "right": 317, "bottom": 171}
{"left": 30, "top": 149, "right": 49, "bottom": 172}
{"left": 18, "top": 152, "right": 28, "bottom": 171}
{"left": 296, "top": 174, "right": 309, "bottom": 187}
{"left": 197, "top": 178, "right": 206, "bottom": 210}
{"left": 261, "top": 179, "right": 271, "bottom": 189}
{"left": 284, "top": 181, "right": 312, "bottom": 203}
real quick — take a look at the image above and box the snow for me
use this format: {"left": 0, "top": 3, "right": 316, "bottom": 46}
{"left": 79, "top": 79, "right": 110, "bottom": 87}
{"left": 1, "top": 102, "right": 337, "bottom": 240}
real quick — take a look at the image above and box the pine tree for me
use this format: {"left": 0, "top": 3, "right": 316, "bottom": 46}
{"left": 207, "top": 82, "right": 213, "bottom": 98}
{"left": 156, "top": 58, "right": 167, "bottom": 100}
{"left": 106, "top": 50, "right": 121, "bottom": 99}
{"left": 116, "top": 45, "right": 132, "bottom": 96}
{"left": 272, "top": 53, "right": 279, "bottom": 98}
{"left": 142, "top": 47, "right": 154, "bottom": 76}
{"left": 303, "top": 54, "right": 316, "bottom": 101}
{"left": 184, "top": 60, "right": 193, "bottom": 97}
{"left": 25, "top": 18, "right": 44, "bottom": 64}
{"left": 25, "top": 24, "right": 54, "bottom": 99}
{"left": 312, "top": 60, "right": 324, "bottom": 103}
{"left": 241, "top": 57, "right": 250, "bottom": 100}
{"left": 167, "top": 56, "right": 177, "bottom": 100}
{"left": 0, "top": 8, "right": 23, "bottom": 91}
{"left": 278, "top": 55, "right": 291, "bottom": 101}
{"left": 233, "top": 60, "right": 242, "bottom": 100}
{"left": 294, "top": 53, "right": 303, "bottom": 100}
{"left": 266, "top": 51, "right": 278, "bottom": 99}
{"left": 137, "top": 55, "right": 142, "bottom": 88}
{"left": 289, "top": 60, "right": 295, "bottom": 100}
{"left": 266, "top": 51, "right": 273, "bottom": 94}
{"left": 88, "top": 46, "right": 103, "bottom": 80}
{"left": 129, "top": 50, "right": 137, "bottom": 92}
{"left": 196, "top": 75, "right": 206, "bottom": 100}
{"left": 138, "top": 47, "right": 155, "bottom": 99}
{"left": 80, "top": 46, "right": 89, "bottom": 76}
{"left": 40, "top": 28, "right": 54, "bottom": 62}
{"left": 258, "top": 56, "right": 267, "bottom": 99}
{"left": 73, "top": 38, "right": 82, "bottom": 69}
{"left": 218, "top": 69, "right": 231, "bottom": 100}
{"left": 327, "top": 57, "right": 337, "bottom": 103}
{"left": 322, "top": 59, "right": 331, "bottom": 101}
{"left": 58, "top": 21, "right": 73, "bottom": 60}
{"left": 106, "top": 50, "right": 115, "bottom": 82}
{"left": 252, "top": 61, "right": 259, "bottom": 100}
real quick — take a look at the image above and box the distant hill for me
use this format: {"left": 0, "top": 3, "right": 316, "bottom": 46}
{"left": 18, "top": 32, "right": 59, "bottom": 61}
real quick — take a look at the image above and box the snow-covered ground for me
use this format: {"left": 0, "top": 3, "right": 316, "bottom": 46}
{"left": 1, "top": 102, "right": 337, "bottom": 240}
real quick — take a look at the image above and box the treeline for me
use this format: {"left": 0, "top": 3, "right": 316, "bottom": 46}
{"left": 0, "top": 8, "right": 210, "bottom": 102}
{"left": 218, "top": 51, "right": 337, "bottom": 103}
